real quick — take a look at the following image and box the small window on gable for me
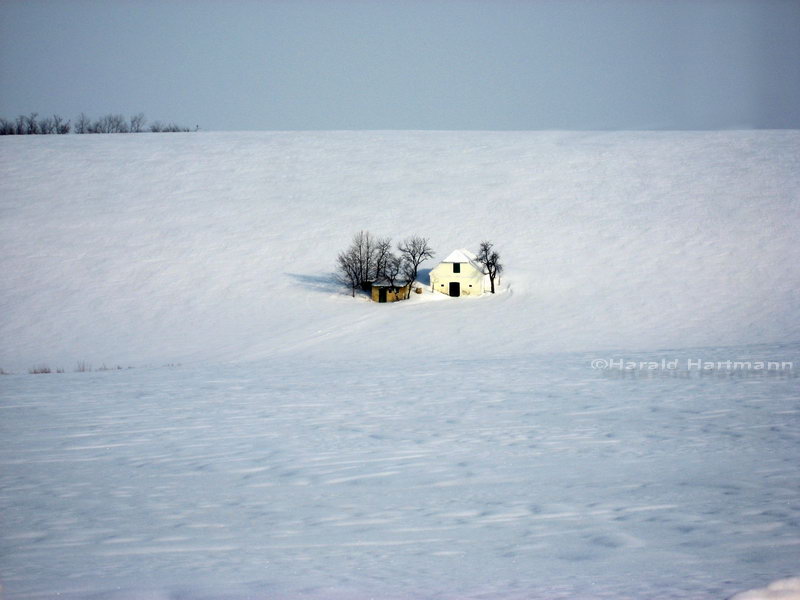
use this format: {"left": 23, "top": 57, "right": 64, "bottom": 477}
{"left": 469, "top": 284, "right": 472, "bottom": 287}
{"left": 453, "top": 263, "right": 461, "bottom": 273}
{"left": 440, "top": 283, "right": 445, "bottom": 287}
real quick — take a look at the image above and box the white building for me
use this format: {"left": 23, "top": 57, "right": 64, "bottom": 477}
{"left": 429, "top": 248, "right": 488, "bottom": 297}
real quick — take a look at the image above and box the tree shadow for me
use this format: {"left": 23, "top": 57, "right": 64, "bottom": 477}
{"left": 285, "top": 272, "right": 342, "bottom": 294}
{"left": 286, "top": 269, "right": 431, "bottom": 295}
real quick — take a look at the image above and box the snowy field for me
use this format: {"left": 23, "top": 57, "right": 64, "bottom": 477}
{"left": 2, "top": 348, "right": 799, "bottom": 599}
{"left": 1, "top": 131, "right": 799, "bottom": 598}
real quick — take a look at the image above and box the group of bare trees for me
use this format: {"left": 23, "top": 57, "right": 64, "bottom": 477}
{"left": 0, "top": 112, "right": 195, "bottom": 135}
{"left": 336, "top": 231, "right": 435, "bottom": 298}
{"left": 74, "top": 113, "right": 193, "bottom": 133}
{"left": 0, "top": 113, "right": 70, "bottom": 135}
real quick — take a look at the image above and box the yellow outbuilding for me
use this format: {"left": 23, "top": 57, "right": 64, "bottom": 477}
{"left": 370, "top": 280, "right": 411, "bottom": 303}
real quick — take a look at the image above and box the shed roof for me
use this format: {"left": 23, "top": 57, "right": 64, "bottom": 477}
{"left": 371, "top": 279, "right": 410, "bottom": 289}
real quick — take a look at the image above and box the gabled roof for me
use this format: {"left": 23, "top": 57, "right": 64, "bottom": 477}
{"left": 441, "top": 248, "right": 478, "bottom": 263}
{"left": 438, "top": 248, "right": 486, "bottom": 274}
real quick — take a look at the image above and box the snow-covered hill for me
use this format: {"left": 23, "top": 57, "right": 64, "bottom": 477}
{"left": 1, "top": 132, "right": 799, "bottom": 600}
{"left": 1, "top": 131, "right": 799, "bottom": 370}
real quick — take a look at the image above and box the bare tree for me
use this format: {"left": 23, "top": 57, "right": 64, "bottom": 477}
{"left": 0, "top": 117, "right": 24, "bottom": 135}
{"left": 336, "top": 246, "right": 361, "bottom": 297}
{"left": 110, "top": 114, "right": 129, "bottom": 133}
{"left": 150, "top": 120, "right": 190, "bottom": 132}
{"left": 93, "top": 114, "right": 129, "bottom": 133}
{"left": 37, "top": 116, "right": 54, "bottom": 134}
{"left": 398, "top": 235, "right": 434, "bottom": 289}
{"left": 74, "top": 113, "right": 91, "bottom": 134}
{"left": 335, "top": 230, "right": 379, "bottom": 295}
{"left": 372, "top": 236, "right": 393, "bottom": 282}
{"left": 23, "top": 113, "right": 40, "bottom": 134}
{"left": 383, "top": 253, "right": 406, "bottom": 289}
{"left": 163, "top": 122, "right": 191, "bottom": 132}
{"left": 87, "top": 117, "right": 104, "bottom": 133}
{"left": 53, "top": 114, "right": 70, "bottom": 134}
{"left": 357, "top": 230, "right": 378, "bottom": 287}
{"left": 477, "top": 240, "right": 503, "bottom": 294}
{"left": 129, "top": 113, "right": 146, "bottom": 133}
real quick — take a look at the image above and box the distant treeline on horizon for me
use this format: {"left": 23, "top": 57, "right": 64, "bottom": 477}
{"left": 0, "top": 112, "right": 196, "bottom": 135}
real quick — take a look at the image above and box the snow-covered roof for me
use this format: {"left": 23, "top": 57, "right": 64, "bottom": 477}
{"left": 441, "top": 248, "right": 478, "bottom": 263}
{"left": 437, "top": 248, "right": 485, "bottom": 274}
{"left": 371, "top": 279, "right": 409, "bottom": 289}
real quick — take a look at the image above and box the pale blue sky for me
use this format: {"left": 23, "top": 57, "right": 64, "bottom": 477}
{"left": 1, "top": 0, "right": 799, "bottom": 130}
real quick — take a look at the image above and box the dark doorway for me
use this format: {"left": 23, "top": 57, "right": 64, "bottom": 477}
{"left": 378, "top": 288, "right": 387, "bottom": 303}
{"left": 449, "top": 282, "right": 460, "bottom": 297}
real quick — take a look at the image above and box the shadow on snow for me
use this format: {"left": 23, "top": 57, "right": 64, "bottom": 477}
{"left": 285, "top": 272, "right": 343, "bottom": 294}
